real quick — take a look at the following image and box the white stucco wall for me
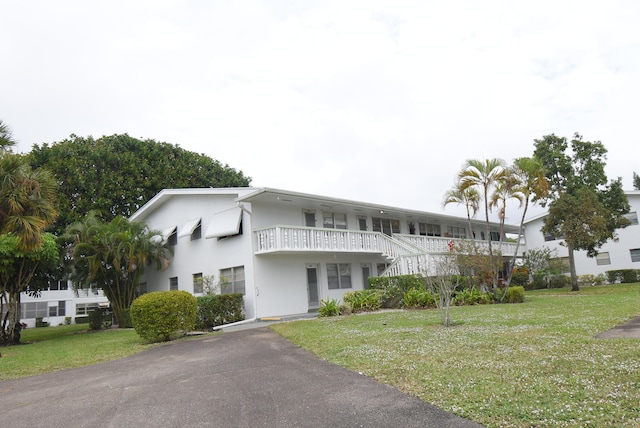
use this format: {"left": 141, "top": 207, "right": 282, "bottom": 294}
{"left": 523, "top": 192, "right": 640, "bottom": 277}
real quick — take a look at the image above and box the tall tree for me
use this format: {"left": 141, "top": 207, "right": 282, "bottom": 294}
{"left": 0, "top": 233, "right": 59, "bottom": 345}
{"left": 633, "top": 172, "right": 640, "bottom": 190}
{"left": 66, "top": 213, "right": 171, "bottom": 325}
{"left": 0, "top": 119, "right": 16, "bottom": 154}
{"left": 442, "top": 184, "right": 480, "bottom": 239}
{"left": 0, "top": 121, "right": 58, "bottom": 343}
{"left": 533, "top": 133, "right": 630, "bottom": 291}
{"left": 502, "top": 157, "right": 549, "bottom": 290}
{"left": 457, "top": 158, "right": 507, "bottom": 296}
{"left": 490, "top": 167, "right": 522, "bottom": 242}
{"left": 27, "top": 134, "right": 252, "bottom": 235}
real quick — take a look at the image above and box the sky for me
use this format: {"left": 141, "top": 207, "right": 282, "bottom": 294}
{"left": 2, "top": 1, "right": 639, "bottom": 223}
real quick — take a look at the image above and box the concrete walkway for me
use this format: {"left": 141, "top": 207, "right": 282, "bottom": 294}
{"left": 0, "top": 327, "right": 481, "bottom": 428}
{"left": 596, "top": 315, "right": 640, "bottom": 339}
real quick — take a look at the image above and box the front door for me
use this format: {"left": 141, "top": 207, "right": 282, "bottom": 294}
{"left": 306, "top": 264, "right": 320, "bottom": 311}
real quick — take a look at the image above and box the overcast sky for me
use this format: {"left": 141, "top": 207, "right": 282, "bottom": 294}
{"left": 2, "top": 1, "right": 638, "bottom": 222}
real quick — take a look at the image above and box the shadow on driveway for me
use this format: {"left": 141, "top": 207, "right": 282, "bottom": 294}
{"left": 0, "top": 328, "right": 482, "bottom": 427}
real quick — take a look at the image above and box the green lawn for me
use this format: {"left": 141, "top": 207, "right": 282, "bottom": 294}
{"left": 271, "top": 284, "right": 640, "bottom": 428}
{"left": 0, "top": 324, "right": 152, "bottom": 381}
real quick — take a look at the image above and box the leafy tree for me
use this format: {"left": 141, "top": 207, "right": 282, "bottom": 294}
{"left": 27, "top": 134, "right": 252, "bottom": 235}
{"left": 0, "top": 233, "right": 59, "bottom": 344}
{"left": 442, "top": 183, "right": 480, "bottom": 239}
{"left": 501, "top": 157, "right": 549, "bottom": 291}
{"left": 533, "top": 133, "right": 630, "bottom": 291}
{"left": 457, "top": 158, "right": 508, "bottom": 296}
{"left": 633, "top": 172, "right": 640, "bottom": 191}
{"left": 65, "top": 213, "right": 171, "bottom": 325}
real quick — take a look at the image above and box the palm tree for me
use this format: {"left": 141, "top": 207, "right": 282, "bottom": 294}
{"left": 490, "top": 167, "right": 523, "bottom": 242}
{"left": 442, "top": 184, "right": 480, "bottom": 239}
{"left": 66, "top": 213, "right": 171, "bottom": 325}
{"left": 502, "top": 157, "right": 550, "bottom": 291}
{"left": 0, "top": 120, "right": 16, "bottom": 154}
{"left": 458, "top": 158, "right": 507, "bottom": 296}
{"left": 0, "top": 153, "right": 58, "bottom": 344}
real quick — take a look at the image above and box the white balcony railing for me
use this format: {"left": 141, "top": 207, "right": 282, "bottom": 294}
{"left": 395, "top": 234, "right": 522, "bottom": 257}
{"left": 255, "top": 226, "right": 417, "bottom": 259}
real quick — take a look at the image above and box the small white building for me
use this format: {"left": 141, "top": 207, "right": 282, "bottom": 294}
{"left": 522, "top": 191, "right": 640, "bottom": 277}
{"left": 130, "top": 187, "right": 520, "bottom": 320}
{"left": 16, "top": 282, "right": 109, "bottom": 328}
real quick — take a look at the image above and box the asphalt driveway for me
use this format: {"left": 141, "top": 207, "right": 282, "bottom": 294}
{"left": 0, "top": 327, "right": 481, "bottom": 428}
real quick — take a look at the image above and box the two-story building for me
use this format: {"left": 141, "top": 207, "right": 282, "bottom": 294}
{"left": 130, "top": 187, "right": 520, "bottom": 320}
{"left": 523, "top": 191, "right": 640, "bottom": 278}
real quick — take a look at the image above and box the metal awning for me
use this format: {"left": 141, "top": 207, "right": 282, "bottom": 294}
{"left": 205, "top": 207, "right": 242, "bottom": 239}
{"left": 178, "top": 218, "right": 201, "bottom": 238}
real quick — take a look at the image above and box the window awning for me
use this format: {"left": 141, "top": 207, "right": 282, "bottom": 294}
{"left": 178, "top": 218, "right": 201, "bottom": 238}
{"left": 205, "top": 207, "right": 242, "bottom": 239}
{"left": 150, "top": 226, "right": 177, "bottom": 244}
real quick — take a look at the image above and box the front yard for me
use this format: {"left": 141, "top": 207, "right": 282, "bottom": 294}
{"left": 271, "top": 283, "right": 640, "bottom": 428}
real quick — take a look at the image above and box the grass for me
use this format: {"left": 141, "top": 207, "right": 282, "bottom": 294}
{"left": 271, "top": 283, "right": 640, "bottom": 428}
{"left": 0, "top": 324, "right": 152, "bottom": 381}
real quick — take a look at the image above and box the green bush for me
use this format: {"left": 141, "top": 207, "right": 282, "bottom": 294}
{"left": 504, "top": 286, "right": 525, "bottom": 303}
{"left": 35, "top": 318, "right": 49, "bottom": 328}
{"left": 605, "top": 270, "right": 638, "bottom": 284}
{"left": 130, "top": 290, "right": 197, "bottom": 343}
{"left": 510, "top": 271, "right": 529, "bottom": 287}
{"left": 343, "top": 290, "right": 382, "bottom": 312}
{"left": 74, "top": 316, "right": 89, "bottom": 324}
{"left": 369, "top": 274, "right": 425, "bottom": 308}
{"left": 578, "top": 274, "right": 596, "bottom": 286}
{"left": 549, "top": 274, "right": 568, "bottom": 288}
{"left": 88, "top": 307, "right": 111, "bottom": 331}
{"left": 594, "top": 274, "right": 607, "bottom": 285}
{"left": 451, "top": 288, "right": 493, "bottom": 306}
{"left": 118, "top": 308, "right": 132, "bottom": 328}
{"left": 319, "top": 298, "right": 341, "bottom": 317}
{"left": 402, "top": 288, "right": 436, "bottom": 309}
{"left": 195, "top": 294, "right": 244, "bottom": 329}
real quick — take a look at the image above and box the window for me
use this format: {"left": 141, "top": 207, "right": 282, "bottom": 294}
{"left": 327, "top": 263, "right": 352, "bottom": 289}
{"left": 220, "top": 266, "right": 245, "bottom": 295}
{"left": 596, "top": 252, "right": 611, "bottom": 266}
{"left": 630, "top": 248, "right": 640, "bottom": 263}
{"left": 169, "top": 277, "right": 179, "bottom": 291}
{"left": 323, "top": 212, "right": 347, "bottom": 229}
{"left": 372, "top": 217, "right": 400, "bottom": 235}
{"left": 49, "top": 301, "right": 66, "bottom": 317}
{"left": 358, "top": 216, "right": 368, "bottom": 231}
{"left": 191, "top": 223, "right": 202, "bottom": 240}
{"left": 76, "top": 303, "right": 99, "bottom": 316}
{"left": 304, "top": 211, "right": 316, "bottom": 227}
{"left": 193, "top": 273, "right": 203, "bottom": 294}
{"left": 22, "top": 302, "right": 48, "bottom": 319}
{"left": 167, "top": 229, "right": 178, "bottom": 246}
{"left": 419, "top": 222, "right": 441, "bottom": 237}
{"left": 136, "top": 282, "right": 147, "bottom": 297}
{"left": 446, "top": 226, "right": 466, "bottom": 239}
{"left": 623, "top": 212, "right": 639, "bottom": 226}
{"left": 490, "top": 231, "right": 500, "bottom": 241}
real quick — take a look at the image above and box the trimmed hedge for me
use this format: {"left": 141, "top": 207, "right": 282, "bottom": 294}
{"left": 195, "top": 294, "right": 244, "bottom": 330}
{"left": 130, "top": 290, "right": 197, "bottom": 343}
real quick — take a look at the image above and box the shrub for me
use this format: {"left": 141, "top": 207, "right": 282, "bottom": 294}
{"left": 195, "top": 294, "right": 244, "bottom": 330}
{"left": 594, "top": 274, "right": 607, "bottom": 285}
{"left": 64, "top": 316, "right": 72, "bottom": 325}
{"left": 118, "top": 308, "right": 132, "bottom": 328}
{"left": 319, "top": 298, "right": 341, "bottom": 317}
{"left": 451, "top": 288, "right": 493, "bottom": 306}
{"left": 88, "top": 307, "right": 111, "bottom": 330}
{"left": 130, "top": 290, "right": 197, "bottom": 343}
{"left": 402, "top": 288, "right": 436, "bottom": 309}
{"left": 578, "top": 274, "right": 596, "bottom": 286}
{"left": 74, "top": 316, "right": 89, "bottom": 324}
{"left": 549, "top": 274, "right": 568, "bottom": 289}
{"left": 504, "top": 286, "right": 525, "bottom": 303}
{"left": 605, "top": 269, "right": 638, "bottom": 284}
{"left": 343, "top": 290, "right": 382, "bottom": 312}
{"left": 369, "top": 274, "right": 425, "bottom": 308}
{"left": 510, "top": 271, "right": 529, "bottom": 287}
{"left": 35, "top": 318, "right": 49, "bottom": 328}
